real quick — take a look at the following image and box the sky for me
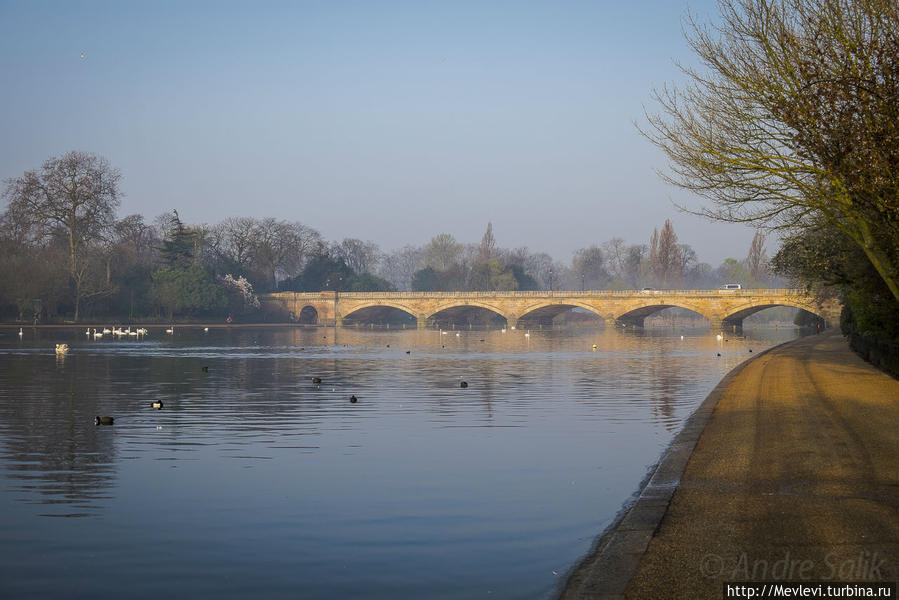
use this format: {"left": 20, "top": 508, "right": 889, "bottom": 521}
{"left": 0, "top": 0, "right": 760, "bottom": 266}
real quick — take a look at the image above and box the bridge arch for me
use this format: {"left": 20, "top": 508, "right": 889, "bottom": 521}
{"left": 517, "top": 300, "right": 604, "bottom": 324}
{"left": 426, "top": 301, "right": 509, "bottom": 326}
{"left": 297, "top": 305, "right": 319, "bottom": 324}
{"left": 614, "top": 302, "right": 714, "bottom": 326}
{"left": 720, "top": 300, "right": 825, "bottom": 325}
{"left": 341, "top": 301, "right": 419, "bottom": 322}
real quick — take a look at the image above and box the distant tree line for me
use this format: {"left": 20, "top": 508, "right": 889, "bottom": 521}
{"left": 391, "top": 220, "right": 779, "bottom": 294}
{"left": 1, "top": 152, "right": 779, "bottom": 323}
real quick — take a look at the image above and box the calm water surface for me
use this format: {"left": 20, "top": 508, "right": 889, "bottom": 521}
{"left": 0, "top": 324, "right": 800, "bottom": 599}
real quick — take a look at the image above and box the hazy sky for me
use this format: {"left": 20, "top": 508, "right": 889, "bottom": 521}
{"left": 0, "top": 0, "right": 760, "bottom": 266}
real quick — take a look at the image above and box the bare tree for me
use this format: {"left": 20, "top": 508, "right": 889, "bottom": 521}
{"left": 378, "top": 245, "right": 423, "bottom": 291}
{"left": 602, "top": 237, "right": 628, "bottom": 281}
{"left": 648, "top": 228, "right": 660, "bottom": 285}
{"left": 499, "top": 246, "right": 552, "bottom": 289}
{"left": 643, "top": 0, "right": 899, "bottom": 301}
{"left": 2, "top": 151, "right": 121, "bottom": 321}
{"left": 478, "top": 222, "right": 496, "bottom": 262}
{"left": 677, "top": 243, "right": 698, "bottom": 278}
{"left": 657, "top": 219, "right": 682, "bottom": 287}
{"left": 423, "top": 233, "right": 462, "bottom": 271}
{"left": 509, "top": 251, "right": 554, "bottom": 290}
{"left": 0, "top": 209, "right": 68, "bottom": 320}
{"left": 114, "top": 214, "right": 158, "bottom": 266}
{"left": 335, "top": 238, "right": 380, "bottom": 275}
{"left": 251, "top": 219, "right": 321, "bottom": 291}
{"left": 212, "top": 217, "right": 258, "bottom": 274}
{"left": 746, "top": 230, "right": 768, "bottom": 284}
{"left": 603, "top": 239, "right": 648, "bottom": 288}
{"left": 572, "top": 245, "right": 610, "bottom": 290}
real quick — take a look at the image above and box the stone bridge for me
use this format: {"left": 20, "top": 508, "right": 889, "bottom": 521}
{"left": 260, "top": 289, "right": 840, "bottom": 330}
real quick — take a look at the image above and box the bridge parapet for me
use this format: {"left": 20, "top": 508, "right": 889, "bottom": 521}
{"left": 277, "top": 288, "right": 806, "bottom": 299}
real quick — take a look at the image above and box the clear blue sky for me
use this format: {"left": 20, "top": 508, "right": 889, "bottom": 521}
{"left": 0, "top": 0, "right": 759, "bottom": 265}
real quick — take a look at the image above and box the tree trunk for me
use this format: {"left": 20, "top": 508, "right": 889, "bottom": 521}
{"left": 69, "top": 227, "right": 79, "bottom": 322}
{"left": 73, "top": 280, "right": 80, "bottom": 322}
{"left": 849, "top": 218, "right": 899, "bottom": 303}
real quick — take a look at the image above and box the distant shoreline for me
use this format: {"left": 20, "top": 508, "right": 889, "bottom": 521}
{"left": 0, "top": 320, "right": 806, "bottom": 330}
{"left": 0, "top": 322, "right": 309, "bottom": 330}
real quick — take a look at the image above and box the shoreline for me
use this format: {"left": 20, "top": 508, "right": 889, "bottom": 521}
{"left": 560, "top": 329, "right": 899, "bottom": 598}
{"left": 0, "top": 322, "right": 805, "bottom": 330}
{"left": 0, "top": 322, "right": 311, "bottom": 330}
{"left": 557, "top": 333, "right": 789, "bottom": 599}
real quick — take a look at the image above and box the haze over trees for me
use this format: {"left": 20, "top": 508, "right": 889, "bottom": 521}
{"left": 2, "top": 152, "right": 779, "bottom": 323}
{"left": 644, "top": 0, "right": 899, "bottom": 366}
{"left": 2, "top": 151, "right": 121, "bottom": 321}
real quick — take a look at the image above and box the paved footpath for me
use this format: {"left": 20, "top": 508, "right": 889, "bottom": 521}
{"left": 561, "top": 331, "right": 899, "bottom": 599}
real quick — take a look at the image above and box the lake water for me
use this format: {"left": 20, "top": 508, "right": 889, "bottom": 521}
{"left": 0, "top": 324, "right": 800, "bottom": 599}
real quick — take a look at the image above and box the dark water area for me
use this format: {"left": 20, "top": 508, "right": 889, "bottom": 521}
{"left": 0, "top": 324, "right": 801, "bottom": 599}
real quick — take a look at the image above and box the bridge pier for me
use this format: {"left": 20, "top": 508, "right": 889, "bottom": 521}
{"left": 618, "top": 316, "right": 645, "bottom": 328}
{"left": 416, "top": 316, "right": 428, "bottom": 330}
{"left": 723, "top": 318, "right": 743, "bottom": 332}
{"left": 506, "top": 316, "right": 518, "bottom": 330}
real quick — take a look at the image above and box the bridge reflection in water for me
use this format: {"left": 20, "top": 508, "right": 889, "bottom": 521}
{"left": 261, "top": 289, "right": 840, "bottom": 330}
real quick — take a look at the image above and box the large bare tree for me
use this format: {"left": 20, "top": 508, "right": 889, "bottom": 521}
{"left": 252, "top": 219, "right": 320, "bottom": 291}
{"left": 210, "top": 216, "right": 258, "bottom": 274}
{"left": 745, "top": 230, "right": 769, "bottom": 284}
{"left": 572, "top": 245, "right": 609, "bottom": 290}
{"left": 657, "top": 219, "right": 683, "bottom": 287}
{"left": 3, "top": 151, "right": 121, "bottom": 321}
{"left": 643, "top": 0, "right": 899, "bottom": 300}
{"left": 478, "top": 222, "right": 497, "bottom": 262}
{"left": 423, "top": 233, "right": 463, "bottom": 271}
{"left": 377, "top": 245, "right": 420, "bottom": 291}
{"left": 335, "top": 238, "right": 380, "bottom": 275}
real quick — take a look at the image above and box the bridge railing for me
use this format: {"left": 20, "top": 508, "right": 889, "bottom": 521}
{"left": 264, "top": 289, "right": 807, "bottom": 299}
